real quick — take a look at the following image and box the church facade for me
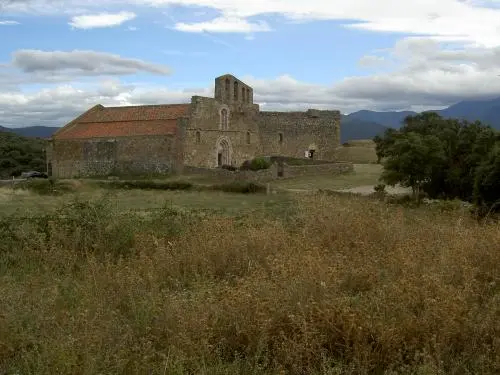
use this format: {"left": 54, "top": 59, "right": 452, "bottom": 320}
{"left": 48, "top": 74, "right": 341, "bottom": 178}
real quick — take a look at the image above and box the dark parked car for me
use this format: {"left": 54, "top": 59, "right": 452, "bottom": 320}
{"left": 21, "top": 171, "right": 48, "bottom": 179}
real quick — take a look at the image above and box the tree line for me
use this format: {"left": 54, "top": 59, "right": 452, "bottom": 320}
{"left": 374, "top": 112, "right": 500, "bottom": 214}
{"left": 0, "top": 131, "right": 46, "bottom": 179}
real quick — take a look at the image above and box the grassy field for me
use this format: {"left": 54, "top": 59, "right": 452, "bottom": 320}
{"left": 273, "top": 164, "right": 383, "bottom": 190}
{"left": 0, "top": 189, "right": 499, "bottom": 374}
{"left": 0, "top": 185, "right": 293, "bottom": 217}
{"left": 1, "top": 169, "right": 499, "bottom": 374}
{"left": 0, "top": 164, "right": 383, "bottom": 217}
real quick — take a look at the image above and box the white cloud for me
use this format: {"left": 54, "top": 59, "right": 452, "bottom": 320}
{"left": 0, "top": 20, "right": 20, "bottom": 25}
{"left": 358, "top": 55, "right": 386, "bottom": 68}
{"left": 69, "top": 11, "right": 136, "bottom": 29}
{"left": 5, "top": 0, "right": 500, "bottom": 126}
{"left": 10, "top": 49, "right": 171, "bottom": 76}
{"left": 174, "top": 16, "right": 271, "bottom": 33}
{"left": 4, "top": 1, "right": 500, "bottom": 46}
{"left": 145, "top": 0, "right": 500, "bottom": 46}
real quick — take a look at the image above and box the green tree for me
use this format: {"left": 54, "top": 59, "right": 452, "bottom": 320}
{"left": 377, "top": 113, "right": 499, "bottom": 203}
{"left": 373, "top": 128, "right": 399, "bottom": 164}
{"left": 381, "top": 132, "right": 446, "bottom": 202}
{"left": 474, "top": 145, "right": 500, "bottom": 215}
{"left": 0, "top": 132, "right": 46, "bottom": 178}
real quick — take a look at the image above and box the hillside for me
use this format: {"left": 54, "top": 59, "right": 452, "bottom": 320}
{"left": 345, "top": 110, "right": 417, "bottom": 128}
{"left": 0, "top": 131, "right": 47, "bottom": 178}
{"left": 1, "top": 126, "right": 59, "bottom": 139}
{"left": 340, "top": 115, "right": 389, "bottom": 143}
{"left": 345, "top": 96, "right": 500, "bottom": 130}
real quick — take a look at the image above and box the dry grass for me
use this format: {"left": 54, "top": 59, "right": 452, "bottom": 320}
{"left": 1, "top": 193, "right": 499, "bottom": 374}
{"left": 336, "top": 144, "right": 378, "bottom": 164}
{"left": 273, "top": 164, "right": 383, "bottom": 191}
{"left": 0, "top": 184, "right": 292, "bottom": 217}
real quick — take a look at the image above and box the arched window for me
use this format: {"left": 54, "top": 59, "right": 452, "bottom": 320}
{"left": 225, "top": 78, "right": 230, "bottom": 102}
{"left": 195, "top": 131, "right": 201, "bottom": 144}
{"left": 246, "top": 88, "right": 251, "bottom": 103}
{"left": 242, "top": 87, "right": 246, "bottom": 103}
{"left": 246, "top": 131, "right": 251, "bottom": 144}
{"left": 234, "top": 81, "right": 239, "bottom": 101}
{"left": 220, "top": 108, "right": 229, "bottom": 130}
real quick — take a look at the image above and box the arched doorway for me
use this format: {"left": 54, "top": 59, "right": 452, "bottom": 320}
{"left": 308, "top": 143, "right": 318, "bottom": 159}
{"left": 216, "top": 136, "right": 232, "bottom": 167}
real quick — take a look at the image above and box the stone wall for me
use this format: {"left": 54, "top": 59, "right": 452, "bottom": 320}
{"left": 49, "top": 134, "right": 181, "bottom": 178}
{"left": 258, "top": 109, "right": 341, "bottom": 161}
{"left": 184, "top": 162, "right": 352, "bottom": 183}
{"left": 283, "top": 162, "right": 353, "bottom": 179}
{"left": 184, "top": 164, "right": 277, "bottom": 183}
{"left": 183, "top": 96, "right": 261, "bottom": 168}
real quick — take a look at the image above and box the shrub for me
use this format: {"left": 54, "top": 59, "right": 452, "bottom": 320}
{"left": 240, "top": 157, "right": 271, "bottom": 171}
{"left": 209, "top": 181, "right": 266, "bottom": 194}
{"left": 221, "top": 164, "right": 237, "bottom": 171}
{"left": 19, "top": 178, "right": 74, "bottom": 195}
{"left": 99, "top": 180, "right": 193, "bottom": 191}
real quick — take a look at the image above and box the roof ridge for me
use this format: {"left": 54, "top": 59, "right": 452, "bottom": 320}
{"left": 103, "top": 103, "right": 189, "bottom": 109}
{"left": 81, "top": 118, "right": 184, "bottom": 124}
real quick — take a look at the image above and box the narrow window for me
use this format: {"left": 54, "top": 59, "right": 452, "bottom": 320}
{"left": 195, "top": 131, "right": 201, "bottom": 144}
{"left": 246, "top": 131, "right": 251, "bottom": 144}
{"left": 278, "top": 132, "right": 283, "bottom": 144}
{"left": 225, "top": 78, "right": 230, "bottom": 102}
{"left": 221, "top": 109, "right": 229, "bottom": 130}
{"left": 242, "top": 87, "right": 246, "bottom": 103}
{"left": 234, "top": 80, "right": 239, "bottom": 101}
{"left": 246, "top": 88, "right": 251, "bottom": 103}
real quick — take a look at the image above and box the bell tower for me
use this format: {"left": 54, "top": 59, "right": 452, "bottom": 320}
{"left": 214, "top": 74, "right": 253, "bottom": 105}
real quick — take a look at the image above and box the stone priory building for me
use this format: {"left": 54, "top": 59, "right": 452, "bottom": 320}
{"left": 48, "top": 74, "right": 341, "bottom": 178}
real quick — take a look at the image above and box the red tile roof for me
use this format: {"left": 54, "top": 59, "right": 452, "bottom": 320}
{"left": 81, "top": 104, "right": 190, "bottom": 123}
{"left": 56, "top": 119, "right": 178, "bottom": 139}
{"left": 54, "top": 104, "right": 189, "bottom": 140}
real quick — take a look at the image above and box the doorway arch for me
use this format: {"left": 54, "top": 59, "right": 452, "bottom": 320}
{"left": 215, "top": 136, "right": 233, "bottom": 167}
{"left": 308, "top": 143, "right": 318, "bottom": 159}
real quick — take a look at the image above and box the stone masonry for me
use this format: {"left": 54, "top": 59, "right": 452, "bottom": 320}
{"left": 48, "top": 74, "right": 341, "bottom": 178}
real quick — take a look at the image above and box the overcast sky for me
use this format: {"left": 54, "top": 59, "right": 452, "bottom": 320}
{"left": 2, "top": 0, "right": 500, "bottom": 128}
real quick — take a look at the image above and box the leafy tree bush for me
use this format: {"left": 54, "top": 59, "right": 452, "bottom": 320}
{"left": 0, "top": 131, "right": 46, "bottom": 178}
{"left": 99, "top": 180, "right": 193, "bottom": 191}
{"left": 473, "top": 145, "right": 500, "bottom": 215}
{"left": 240, "top": 157, "right": 271, "bottom": 171}
{"left": 208, "top": 181, "right": 266, "bottom": 194}
{"left": 375, "top": 112, "right": 500, "bottom": 209}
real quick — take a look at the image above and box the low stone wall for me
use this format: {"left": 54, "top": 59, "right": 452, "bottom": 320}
{"left": 184, "top": 164, "right": 277, "bottom": 183}
{"left": 184, "top": 162, "right": 353, "bottom": 182}
{"left": 283, "top": 162, "right": 353, "bottom": 179}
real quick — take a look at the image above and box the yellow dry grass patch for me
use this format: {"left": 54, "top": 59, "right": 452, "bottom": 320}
{"left": 1, "top": 194, "right": 498, "bottom": 374}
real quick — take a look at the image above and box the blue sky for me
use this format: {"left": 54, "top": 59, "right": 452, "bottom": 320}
{"left": 2, "top": 0, "right": 500, "bottom": 127}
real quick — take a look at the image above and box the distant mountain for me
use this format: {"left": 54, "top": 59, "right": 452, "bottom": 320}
{"left": 5, "top": 126, "right": 59, "bottom": 139}
{"left": 340, "top": 115, "right": 389, "bottom": 143}
{"left": 345, "top": 97, "right": 500, "bottom": 132}
{"left": 434, "top": 97, "right": 500, "bottom": 129}
{"left": 345, "top": 110, "right": 417, "bottom": 129}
